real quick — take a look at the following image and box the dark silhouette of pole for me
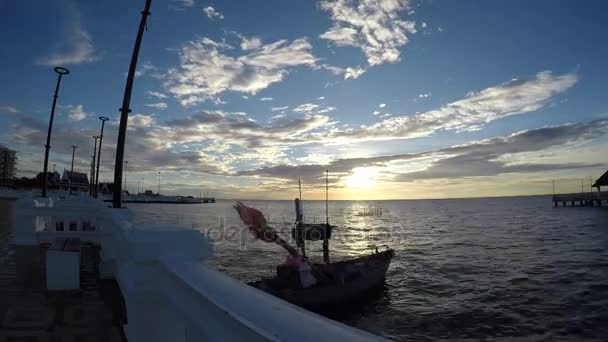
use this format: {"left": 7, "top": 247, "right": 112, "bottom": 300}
{"left": 323, "top": 170, "right": 330, "bottom": 264}
{"left": 157, "top": 171, "right": 160, "bottom": 195}
{"left": 113, "top": 0, "right": 153, "bottom": 208}
{"left": 124, "top": 160, "right": 128, "bottom": 192}
{"left": 42, "top": 66, "right": 69, "bottom": 197}
{"left": 95, "top": 117, "right": 109, "bottom": 198}
{"left": 90, "top": 136, "right": 100, "bottom": 196}
{"left": 69, "top": 146, "right": 77, "bottom": 195}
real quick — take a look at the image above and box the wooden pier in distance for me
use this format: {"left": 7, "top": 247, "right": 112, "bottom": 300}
{"left": 552, "top": 191, "right": 608, "bottom": 207}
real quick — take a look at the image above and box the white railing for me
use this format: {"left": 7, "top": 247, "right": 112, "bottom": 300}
{"left": 6, "top": 190, "right": 389, "bottom": 342}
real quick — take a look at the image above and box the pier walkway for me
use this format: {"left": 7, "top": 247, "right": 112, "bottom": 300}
{"left": 552, "top": 191, "right": 608, "bottom": 207}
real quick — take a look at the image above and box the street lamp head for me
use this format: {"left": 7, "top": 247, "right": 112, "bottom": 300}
{"left": 72, "top": 145, "right": 78, "bottom": 149}
{"left": 93, "top": 135, "right": 101, "bottom": 139}
{"left": 53, "top": 66, "right": 70, "bottom": 75}
{"left": 99, "top": 116, "right": 109, "bottom": 122}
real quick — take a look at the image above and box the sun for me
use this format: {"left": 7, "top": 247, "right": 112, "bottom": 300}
{"left": 345, "top": 167, "right": 379, "bottom": 188}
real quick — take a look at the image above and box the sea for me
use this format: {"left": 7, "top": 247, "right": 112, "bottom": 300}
{"left": 126, "top": 195, "right": 608, "bottom": 341}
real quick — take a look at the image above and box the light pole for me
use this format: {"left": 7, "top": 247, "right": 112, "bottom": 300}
{"left": 69, "top": 145, "right": 77, "bottom": 195}
{"left": 157, "top": 171, "right": 160, "bottom": 195}
{"left": 42, "top": 66, "right": 69, "bottom": 197}
{"left": 95, "top": 117, "right": 109, "bottom": 198}
{"left": 124, "top": 160, "right": 128, "bottom": 193}
{"left": 113, "top": 0, "right": 153, "bottom": 208}
{"left": 90, "top": 136, "right": 100, "bottom": 196}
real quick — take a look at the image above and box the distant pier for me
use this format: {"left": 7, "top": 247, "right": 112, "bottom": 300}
{"left": 552, "top": 191, "right": 608, "bottom": 207}
{"left": 553, "top": 169, "right": 608, "bottom": 207}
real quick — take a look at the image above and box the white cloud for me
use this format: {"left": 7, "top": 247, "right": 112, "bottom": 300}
{"left": 165, "top": 36, "right": 316, "bottom": 106}
{"left": 329, "top": 71, "right": 578, "bottom": 142}
{"left": 260, "top": 97, "right": 273, "bottom": 101}
{"left": 203, "top": 6, "right": 224, "bottom": 20}
{"left": 37, "top": 6, "right": 98, "bottom": 66}
{"left": 146, "top": 91, "right": 168, "bottom": 99}
{"left": 67, "top": 105, "right": 88, "bottom": 121}
{"left": 240, "top": 37, "right": 262, "bottom": 50}
{"left": 372, "top": 110, "right": 381, "bottom": 115}
{"left": 272, "top": 106, "right": 289, "bottom": 112}
{"left": 319, "top": 0, "right": 416, "bottom": 66}
{"left": 317, "top": 96, "right": 326, "bottom": 100}
{"left": 293, "top": 103, "right": 320, "bottom": 113}
{"left": 421, "top": 22, "right": 428, "bottom": 28}
{"left": 134, "top": 61, "right": 162, "bottom": 78}
{"left": 242, "top": 95, "right": 249, "bottom": 99}
{"left": 170, "top": 0, "right": 195, "bottom": 11}
{"left": 146, "top": 102, "right": 168, "bottom": 110}
{"left": 318, "top": 64, "right": 366, "bottom": 80}
{"left": 0, "top": 105, "right": 18, "bottom": 113}
{"left": 379, "top": 103, "right": 387, "bottom": 108}
{"left": 418, "top": 93, "right": 431, "bottom": 98}
{"left": 344, "top": 67, "right": 367, "bottom": 79}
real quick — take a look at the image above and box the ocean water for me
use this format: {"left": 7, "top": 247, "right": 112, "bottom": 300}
{"left": 128, "top": 196, "right": 608, "bottom": 341}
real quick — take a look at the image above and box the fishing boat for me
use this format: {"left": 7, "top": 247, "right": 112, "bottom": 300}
{"left": 234, "top": 172, "right": 394, "bottom": 310}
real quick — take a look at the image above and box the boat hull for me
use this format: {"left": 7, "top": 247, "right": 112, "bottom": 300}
{"left": 250, "top": 250, "right": 394, "bottom": 309}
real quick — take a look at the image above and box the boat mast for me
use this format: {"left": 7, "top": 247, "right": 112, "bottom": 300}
{"left": 297, "top": 177, "right": 306, "bottom": 257}
{"left": 112, "top": 0, "right": 153, "bottom": 208}
{"left": 323, "top": 170, "right": 330, "bottom": 264}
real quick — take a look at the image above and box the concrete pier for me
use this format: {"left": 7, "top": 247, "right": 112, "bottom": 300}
{"left": 552, "top": 191, "right": 608, "bottom": 207}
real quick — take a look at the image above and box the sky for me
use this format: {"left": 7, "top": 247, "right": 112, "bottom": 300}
{"left": 1, "top": 0, "right": 607, "bottom": 200}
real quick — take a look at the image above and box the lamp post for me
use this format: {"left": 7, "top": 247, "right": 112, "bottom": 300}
{"left": 42, "top": 66, "right": 70, "bottom": 197}
{"left": 90, "top": 136, "right": 100, "bottom": 196}
{"left": 113, "top": 0, "right": 153, "bottom": 208}
{"left": 124, "top": 160, "right": 128, "bottom": 192}
{"left": 157, "top": 171, "right": 160, "bottom": 195}
{"left": 94, "top": 117, "right": 109, "bottom": 198}
{"left": 69, "top": 145, "right": 77, "bottom": 195}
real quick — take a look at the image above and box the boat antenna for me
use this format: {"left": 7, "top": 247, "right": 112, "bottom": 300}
{"left": 112, "top": 0, "right": 153, "bottom": 208}
{"left": 298, "top": 177, "right": 304, "bottom": 220}
{"left": 297, "top": 177, "right": 306, "bottom": 257}
{"left": 325, "top": 170, "right": 329, "bottom": 226}
{"left": 323, "top": 170, "right": 330, "bottom": 264}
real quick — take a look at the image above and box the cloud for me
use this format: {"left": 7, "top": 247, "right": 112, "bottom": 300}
{"left": 37, "top": 6, "right": 98, "bottom": 66}
{"left": 165, "top": 36, "right": 316, "bottom": 106}
{"left": 418, "top": 93, "right": 431, "bottom": 99}
{"left": 0, "top": 105, "right": 18, "bottom": 113}
{"left": 146, "top": 102, "right": 168, "bottom": 110}
{"left": 317, "top": 96, "right": 326, "bottom": 100}
{"left": 146, "top": 91, "right": 168, "bottom": 99}
{"left": 272, "top": 106, "right": 289, "bottom": 112}
{"left": 134, "top": 61, "right": 162, "bottom": 78}
{"left": 170, "top": 0, "right": 195, "bottom": 11}
{"left": 319, "top": 0, "right": 416, "bottom": 66}
{"left": 260, "top": 97, "right": 273, "bottom": 101}
{"left": 327, "top": 71, "right": 578, "bottom": 143}
{"left": 344, "top": 67, "right": 367, "bottom": 79}
{"left": 379, "top": 103, "right": 386, "bottom": 108}
{"left": 237, "top": 119, "right": 608, "bottom": 184}
{"left": 240, "top": 37, "right": 262, "bottom": 50}
{"left": 293, "top": 103, "right": 320, "bottom": 113}
{"left": 203, "top": 6, "right": 224, "bottom": 20}
{"left": 318, "top": 64, "right": 366, "bottom": 79}
{"left": 66, "top": 105, "right": 88, "bottom": 121}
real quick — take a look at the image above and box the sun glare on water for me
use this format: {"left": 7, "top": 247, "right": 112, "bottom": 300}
{"left": 346, "top": 167, "right": 379, "bottom": 188}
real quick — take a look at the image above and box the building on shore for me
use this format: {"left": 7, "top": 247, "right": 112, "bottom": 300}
{"left": 0, "top": 145, "right": 16, "bottom": 187}
{"left": 60, "top": 170, "right": 90, "bottom": 193}
{"left": 592, "top": 169, "right": 608, "bottom": 192}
